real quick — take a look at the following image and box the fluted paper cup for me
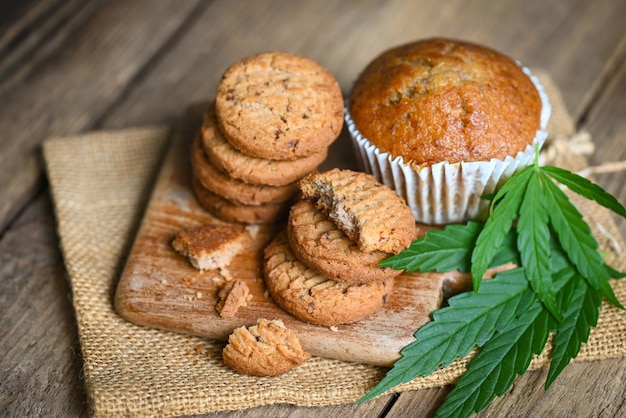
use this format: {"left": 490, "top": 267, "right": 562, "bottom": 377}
{"left": 346, "top": 67, "right": 551, "bottom": 225}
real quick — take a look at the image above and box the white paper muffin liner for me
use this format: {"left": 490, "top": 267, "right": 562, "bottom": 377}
{"left": 346, "top": 66, "right": 551, "bottom": 225}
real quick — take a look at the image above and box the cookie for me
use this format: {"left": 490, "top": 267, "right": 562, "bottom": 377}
{"left": 215, "top": 51, "right": 344, "bottom": 160}
{"left": 286, "top": 199, "right": 402, "bottom": 284}
{"left": 192, "top": 176, "right": 289, "bottom": 224}
{"left": 264, "top": 230, "right": 393, "bottom": 326}
{"left": 191, "top": 135, "right": 298, "bottom": 205}
{"left": 172, "top": 224, "right": 248, "bottom": 270}
{"left": 201, "top": 104, "right": 329, "bottom": 186}
{"left": 222, "top": 318, "right": 311, "bottom": 376}
{"left": 300, "top": 168, "right": 416, "bottom": 254}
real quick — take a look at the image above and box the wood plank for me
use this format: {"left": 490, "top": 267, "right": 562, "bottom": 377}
{"left": 0, "top": 0, "right": 203, "bottom": 233}
{"left": 0, "top": 193, "right": 87, "bottom": 417}
{"left": 0, "top": 0, "right": 94, "bottom": 90}
{"left": 479, "top": 358, "right": 626, "bottom": 417}
{"left": 585, "top": 56, "right": 626, "bottom": 237}
{"left": 101, "top": 0, "right": 626, "bottom": 128}
{"left": 114, "top": 105, "right": 446, "bottom": 367}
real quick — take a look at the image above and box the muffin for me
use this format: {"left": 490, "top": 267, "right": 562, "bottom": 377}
{"left": 346, "top": 38, "right": 551, "bottom": 224}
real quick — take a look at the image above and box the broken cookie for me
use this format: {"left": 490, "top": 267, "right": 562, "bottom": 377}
{"left": 222, "top": 318, "right": 311, "bottom": 376}
{"left": 171, "top": 223, "right": 248, "bottom": 271}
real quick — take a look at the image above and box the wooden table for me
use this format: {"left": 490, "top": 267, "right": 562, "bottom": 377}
{"left": 2, "top": 1, "right": 625, "bottom": 416}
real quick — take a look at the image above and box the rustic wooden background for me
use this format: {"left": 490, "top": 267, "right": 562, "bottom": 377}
{"left": 1, "top": 0, "right": 625, "bottom": 417}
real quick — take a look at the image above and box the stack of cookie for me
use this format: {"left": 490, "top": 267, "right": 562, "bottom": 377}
{"left": 191, "top": 51, "right": 344, "bottom": 224}
{"left": 263, "top": 168, "right": 417, "bottom": 327}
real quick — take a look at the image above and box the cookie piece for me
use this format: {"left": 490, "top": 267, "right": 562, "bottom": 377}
{"left": 264, "top": 230, "right": 393, "bottom": 326}
{"left": 201, "top": 104, "right": 329, "bottom": 186}
{"left": 300, "top": 168, "right": 416, "bottom": 254}
{"left": 216, "top": 279, "right": 252, "bottom": 318}
{"left": 191, "top": 135, "right": 298, "bottom": 205}
{"left": 192, "top": 177, "right": 289, "bottom": 224}
{"left": 172, "top": 224, "right": 248, "bottom": 270}
{"left": 215, "top": 51, "right": 344, "bottom": 160}
{"left": 222, "top": 318, "right": 311, "bottom": 376}
{"left": 287, "top": 199, "right": 402, "bottom": 284}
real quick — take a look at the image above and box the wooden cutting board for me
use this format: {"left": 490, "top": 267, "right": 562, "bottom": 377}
{"left": 115, "top": 104, "right": 463, "bottom": 367}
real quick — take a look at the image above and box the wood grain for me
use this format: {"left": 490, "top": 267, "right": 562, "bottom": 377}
{"left": 1, "top": 0, "right": 625, "bottom": 416}
{"left": 0, "top": 194, "right": 87, "bottom": 417}
{"left": 0, "top": 0, "right": 203, "bottom": 232}
{"left": 114, "top": 106, "right": 446, "bottom": 367}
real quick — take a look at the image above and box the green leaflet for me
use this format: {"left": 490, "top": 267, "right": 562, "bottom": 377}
{"left": 540, "top": 171, "right": 623, "bottom": 309}
{"left": 606, "top": 264, "right": 626, "bottom": 279}
{"left": 546, "top": 272, "right": 601, "bottom": 389}
{"left": 471, "top": 166, "right": 533, "bottom": 291}
{"left": 435, "top": 293, "right": 555, "bottom": 418}
{"left": 379, "top": 222, "right": 518, "bottom": 273}
{"left": 357, "top": 268, "right": 530, "bottom": 403}
{"left": 517, "top": 170, "right": 560, "bottom": 321}
{"left": 542, "top": 165, "right": 626, "bottom": 218}
{"left": 380, "top": 222, "right": 482, "bottom": 272}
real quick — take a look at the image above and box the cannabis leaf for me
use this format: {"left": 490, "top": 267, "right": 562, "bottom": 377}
{"left": 360, "top": 156, "right": 626, "bottom": 417}
{"left": 435, "top": 294, "right": 555, "bottom": 417}
{"left": 358, "top": 269, "right": 531, "bottom": 403}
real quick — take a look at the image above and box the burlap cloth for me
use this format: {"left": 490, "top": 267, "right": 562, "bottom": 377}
{"left": 43, "top": 75, "right": 625, "bottom": 418}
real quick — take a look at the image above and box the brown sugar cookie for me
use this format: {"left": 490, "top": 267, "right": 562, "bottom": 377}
{"left": 222, "top": 318, "right": 311, "bottom": 376}
{"left": 300, "top": 168, "right": 416, "bottom": 254}
{"left": 201, "top": 104, "right": 329, "bottom": 186}
{"left": 287, "top": 199, "right": 402, "bottom": 284}
{"left": 171, "top": 224, "right": 248, "bottom": 270}
{"left": 191, "top": 135, "right": 298, "bottom": 205}
{"left": 215, "top": 51, "right": 344, "bottom": 160}
{"left": 264, "top": 230, "right": 393, "bottom": 326}
{"left": 192, "top": 176, "right": 290, "bottom": 224}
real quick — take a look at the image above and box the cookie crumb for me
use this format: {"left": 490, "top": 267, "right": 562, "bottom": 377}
{"left": 218, "top": 267, "right": 233, "bottom": 281}
{"left": 216, "top": 279, "right": 250, "bottom": 318}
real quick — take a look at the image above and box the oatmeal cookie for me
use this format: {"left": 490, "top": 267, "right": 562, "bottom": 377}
{"left": 300, "top": 168, "right": 416, "bottom": 254}
{"left": 192, "top": 176, "right": 290, "bottom": 224}
{"left": 287, "top": 199, "right": 402, "bottom": 284}
{"left": 264, "top": 230, "right": 393, "bottom": 326}
{"left": 201, "top": 104, "right": 328, "bottom": 186}
{"left": 191, "top": 135, "right": 298, "bottom": 205}
{"left": 215, "top": 51, "right": 343, "bottom": 160}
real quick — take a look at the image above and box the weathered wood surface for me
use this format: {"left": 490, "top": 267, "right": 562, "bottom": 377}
{"left": 1, "top": 0, "right": 625, "bottom": 417}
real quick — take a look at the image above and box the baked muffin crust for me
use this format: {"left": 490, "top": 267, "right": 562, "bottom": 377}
{"left": 349, "top": 38, "right": 542, "bottom": 165}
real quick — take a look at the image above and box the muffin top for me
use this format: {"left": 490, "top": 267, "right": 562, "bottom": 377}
{"left": 349, "top": 38, "right": 542, "bottom": 166}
